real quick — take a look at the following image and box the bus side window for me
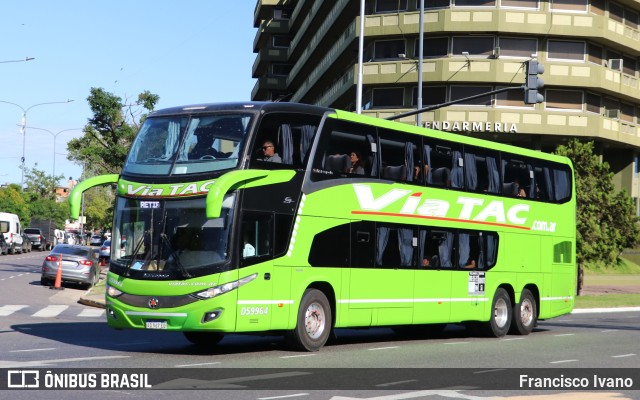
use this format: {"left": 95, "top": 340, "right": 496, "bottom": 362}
{"left": 240, "top": 212, "right": 273, "bottom": 266}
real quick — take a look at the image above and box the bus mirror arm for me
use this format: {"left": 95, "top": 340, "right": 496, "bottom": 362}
{"left": 69, "top": 174, "right": 120, "bottom": 219}
{"left": 205, "top": 169, "right": 296, "bottom": 219}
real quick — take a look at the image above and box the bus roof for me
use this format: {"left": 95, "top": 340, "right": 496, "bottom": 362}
{"left": 147, "top": 101, "right": 333, "bottom": 118}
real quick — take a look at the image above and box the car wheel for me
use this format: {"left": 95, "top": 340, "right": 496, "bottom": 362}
{"left": 510, "top": 289, "right": 537, "bottom": 335}
{"left": 40, "top": 277, "right": 51, "bottom": 287}
{"left": 287, "top": 288, "right": 332, "bottom": 352}
{"left": 483, "top": 288, "right": 512, "bottom": 338}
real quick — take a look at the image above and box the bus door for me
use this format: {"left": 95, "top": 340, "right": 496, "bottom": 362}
{"left": 235, "top": 212, "right": 275, "bottom": 332}
{"left": 350, "top": 222, "right": 414, "bottom": 326}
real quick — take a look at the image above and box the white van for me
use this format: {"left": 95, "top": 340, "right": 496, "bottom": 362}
{"left": 0, "top": 212, "right": 24, "bottom": 254}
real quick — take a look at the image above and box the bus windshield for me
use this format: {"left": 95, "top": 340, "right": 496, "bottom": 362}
{"left": 110, "top": 195, "right": 235, "bottom": 280}
{"left": 123, "top": 113, "right": 252, "bottom": 176}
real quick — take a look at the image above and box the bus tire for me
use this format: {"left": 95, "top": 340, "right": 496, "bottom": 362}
{"left": 484, "top": 288, "right": 512, "bottom": 337}
{"left": 510, "top": 289, "right": 537, "bottom": 335}
{"left": 288, "top": 289, "right": 332, "bottom": 352}
{"left": 183, "top": 332, "right": 224, "bottom": 348}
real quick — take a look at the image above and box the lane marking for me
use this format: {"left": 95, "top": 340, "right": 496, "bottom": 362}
{"left": 377, "top": 380, "right": 418, "bottom": 387}
{"left": 10, "top": 348, "right": 57, "bottom": 353}
{"left": 0, "top": 305, "right": 29, "bottom": 316}
{"left": 550, "top": 359, "right": 578, "bottom": 364}
{"left": 257, "top": 394, "right": 309, "bottom": 400}
{"left": 175, "top": 361, "right": 221, "bottom": 367}
{"left": 368, "top": 346, "right": 399, "bottom": 351}
{"left": 78, "top": 309, "right": 105, "bottom": 317}
{"left": 554, "top": 333, "right": 575, "bottom": 337}
{"left": 32, "top": 305, "right": 69, "bottom": 318}
{"left": 612, "top": 354, "right": 636, "bottom": 358}
{"left": 280, "top": 354, "right": 317, "bottom": 359}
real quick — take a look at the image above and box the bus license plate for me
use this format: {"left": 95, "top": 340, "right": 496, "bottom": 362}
{"left": 145, "top": 320, "right": 167, "bottom": 330}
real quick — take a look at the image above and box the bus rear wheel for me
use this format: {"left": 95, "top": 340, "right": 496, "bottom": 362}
{"left": 510, "top": 289, "right": 537, "bottom": 335}
{"left": 484, "top": 288, "right": 512, "bottom": 337}
{"left": 288, "top": 289, "right": 332, "bottom": 352}
{"left": 183, "top": 332, "right": 224, "bottom": 348}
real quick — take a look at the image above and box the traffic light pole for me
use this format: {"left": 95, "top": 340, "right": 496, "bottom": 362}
{"left": 387, "top": 86, "right": 524, "bottom": 121}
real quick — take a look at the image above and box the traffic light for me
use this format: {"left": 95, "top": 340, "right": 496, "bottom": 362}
{"left": 524, "top": 60, "right": 544, "bottom": 104}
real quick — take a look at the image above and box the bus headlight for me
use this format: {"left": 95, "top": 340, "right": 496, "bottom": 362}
{"left": 193, "top": 273, "right": 257, "bottom": 300}
{"left": 106, "top": 283, "right": 124, "bottom": 298}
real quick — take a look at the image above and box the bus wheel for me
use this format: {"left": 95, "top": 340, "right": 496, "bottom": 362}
{"left": 510, "top": 289, "right": 537, "bottom": 335}
{"left": 183, "top": 332, "right": 224, "bottom": 348}
{"left": 485, "top": 288, "right": 512, "bottom": 337}
{"left": 289, "top": 289, "right": 332, "bottom": 352}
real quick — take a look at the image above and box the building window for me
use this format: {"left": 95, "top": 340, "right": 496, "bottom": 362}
{"left": 622, "top": 55, "right": 637, "bottom": 76}
{"left": 603, "top": 98, "right": 620, "bottom": 119}
{"left": 500, "top": 0, "right": 538, "bottom": 8}
{"left": 272, "top": 64, "right": 292, "bottom": 76}
{"left": 273, "top": 7, "right": 291, "bottom": 20}
{"left": 587, "top": 43, "right": 604, "bottom": 65}
{"left": 450, "top": 86, "right": 493, "bottom": 106}
{"left": 372, "top": 88, "right": 405, "bottom": 108}
{"left": 424, "top": 0, "right": 451, "bottom": 8}
{"left": 498, "top": 37, "right": 537, "bottom": 58}
{"left": 272, "top": 36, "right": 291, "bottom": 48}
{"left": 625, "top": 9, "right": 639, "bottom": 29}
{"left": 416, "top": 37, "right": 449, "bottom": 58}
{"left": 495, "top": 86, "right": 531, "bottom": 108}
{"left": 590, "top": 0, "right": 605, "bottom": 15}
{"left": 621, "top": 103, "right": 635, "bottom": 123}
{"left": 376, "top": 0, "right": 408, "bottom": 13}
{"left": 545, "top": 90, "right": 583, "bottom": 111}
{"left": 454, "top": 0, "right": 496, "bottom": 6}
{"left": 413, "top": 86, "right": 447, "bottom": 106}
{"left": 374, "top": 40, "right": 406, "bottom": 60}
{"left": 452, "top": 36, "right": 494, "bottom": 57}
{"left": 547, "top": 40, "right": 585, "bottom": 62}
{"left": 609, "top": 3, "right": 624, "bottom": 23}
{"left": 585, "top": 92, "right": 601, "bottom": 114}
{"left": 550, "top": 0, "right": 587, "bottom": 12}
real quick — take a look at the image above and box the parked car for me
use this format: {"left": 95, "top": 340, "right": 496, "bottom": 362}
{"left": 20, "top": 233, "right": 32, "bottom": 253}
{"left": 40, "top": 244, "right": 100, "bottom": 288}
{"left": 0, "top": 212, "right": 24, "bottom": 254}
{"left": 0, "top": 236, "right": 7, "bottom": 255}
{"left": 99, "top": 239, "right": 111, "bottom": 262}
{"left": 23, "top": 228, "right": 45, "bottom": 251}
{"left": 90, "top": 235, "right": 103, "bottom": 246}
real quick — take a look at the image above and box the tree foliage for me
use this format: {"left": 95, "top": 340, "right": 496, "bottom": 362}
{"left": 555, "top": 140, "right": 640, "bottom": 268}
{"left": 23, "top": 163, "right": 64, "bottom": 202}
{"left": 67, "top": 88, "right": 159, "bottom": 176}
{"left": 0, "top": 184, "right": 30, "bottom": 223}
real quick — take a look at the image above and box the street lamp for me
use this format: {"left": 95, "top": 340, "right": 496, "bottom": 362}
{"left": 0, "top": 57, "right": 35, "bottom": 64}
{"left": 0, "top": 99, "right": 74, "bottom": 187}
{"left": 23, "top": 126, "right": 83, "bottom": 180}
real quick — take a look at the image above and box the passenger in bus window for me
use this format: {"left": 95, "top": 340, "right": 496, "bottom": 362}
{"left": 189, "top": 127, "right": 217, "bottom": 159}
{"left": 463, "top": 259, "right": 476, "bottom": 269}
{"left": 515, "top": 179, "right": 527, "bottom": 198}
{"left": 259, "top": 140, "right": 282, "bottom": 163}
{"left": 348, "top": 151, "right": 365, "bottom": 175}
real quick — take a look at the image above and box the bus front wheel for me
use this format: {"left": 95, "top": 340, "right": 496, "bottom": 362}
{"left": 485, "top": 288, "right": 512, "bottom": 337}
{"left": 288, "top": 289, "right": 332, "bottom": 352}
{"left": 510, "top": 289, "right": 537, "bottom": 335}
{"left": 183, "top": 332, "right": 224, "bottom": 348}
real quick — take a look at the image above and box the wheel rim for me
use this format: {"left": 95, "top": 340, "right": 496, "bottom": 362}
{"left": 304, "top": 302, "right": 325, "bottom": 339}
{"left": 520, "top": 298, "right": 534, "bottom": 327}
{"left": 494, "top": 297, "right": 509, "bottom": 328}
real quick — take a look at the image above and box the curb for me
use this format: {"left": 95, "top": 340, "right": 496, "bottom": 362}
{"left": 78, "top": 296, "right": 106, "bottom": 309}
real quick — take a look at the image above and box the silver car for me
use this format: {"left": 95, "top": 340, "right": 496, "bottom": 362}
{"left": 41, "top": 244, "right": 100, "bottom": 288}
{"left": 98, "top": 239, "right": 111, "bottom": 261}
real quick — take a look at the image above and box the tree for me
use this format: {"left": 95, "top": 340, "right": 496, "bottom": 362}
{"left": 67, "top": 88, "right": 159, "bottom": 176}
{"left": 555, "top": 140, "right": 640, "bottom": 268}
{"left": 23, "top": 163, "right": 64, "bottom": 202}
{"left": 0, "top": 184, "right": 29, "bottom": 223}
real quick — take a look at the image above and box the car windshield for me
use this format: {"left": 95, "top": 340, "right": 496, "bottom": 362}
{"left": 51, "top": 245, "right": 90, "bottom": 257}
{"left": 123, "top": 113, "right": 252, "bottom": 176}
{"left": 110, "top": 194, "right": 235, "bottom": 280}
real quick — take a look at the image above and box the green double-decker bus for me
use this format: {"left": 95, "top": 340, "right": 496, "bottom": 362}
{"left": 70, "top": 102, "right": 575, "bottom": 351}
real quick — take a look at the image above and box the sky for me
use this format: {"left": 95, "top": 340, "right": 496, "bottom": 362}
{"left": 0, "top": 1, "right": 257, "bottom": 187}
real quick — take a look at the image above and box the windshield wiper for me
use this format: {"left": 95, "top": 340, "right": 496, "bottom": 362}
{"left": 123, "top": 230, "right": 150, "bottom": 277}
{"left": 160, "top": 233, "right": 192, "bottom": 279}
